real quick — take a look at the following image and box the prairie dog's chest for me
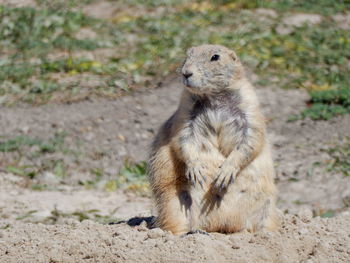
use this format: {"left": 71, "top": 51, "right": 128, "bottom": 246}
{"left": 190, "top": 95, "right": 247, "bottom": 133}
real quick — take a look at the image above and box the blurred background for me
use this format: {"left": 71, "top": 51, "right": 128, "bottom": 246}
{"left": 0, "top": 0, "right": 349, "bottom": 224}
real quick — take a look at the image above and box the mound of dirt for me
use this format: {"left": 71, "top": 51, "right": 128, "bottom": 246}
{"left": 0, "top": 212, "right": 349, "bottom": 263}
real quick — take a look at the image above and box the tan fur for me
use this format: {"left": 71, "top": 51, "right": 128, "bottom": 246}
{"left": 148, "top": 44, "right": 279, "bottom": 235}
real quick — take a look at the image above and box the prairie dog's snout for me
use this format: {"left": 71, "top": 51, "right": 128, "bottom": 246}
{"left": 182, "top": 63, "right": 197, "bottom": 89}
{"left": 181, "top": 57, "right": 196, "bottom": 84}
{"left": 182, "top": 70, "right": 193, "bottom": 79}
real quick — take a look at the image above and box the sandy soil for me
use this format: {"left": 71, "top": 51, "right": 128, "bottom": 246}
{"left": 1, "top": 2, "right": 350, "bottom": 262}
{"left": 0, "top": 213, "right": 349, "bottom": 263}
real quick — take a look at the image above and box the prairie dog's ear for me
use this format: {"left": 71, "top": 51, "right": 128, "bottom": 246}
{"left": 228, "top": 49, "right": 238, "bottom": 61}
{"left": 186, "top": 47, "right": 194, "bottom": 56}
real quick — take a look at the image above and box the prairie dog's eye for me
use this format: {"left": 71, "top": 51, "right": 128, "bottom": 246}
{"left": 210, "top": 54, "right": 220, "bottom": 61}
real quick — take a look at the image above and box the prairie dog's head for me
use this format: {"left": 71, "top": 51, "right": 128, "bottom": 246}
{"left": 181, "top": 44, "right": 243, "bottom": 95}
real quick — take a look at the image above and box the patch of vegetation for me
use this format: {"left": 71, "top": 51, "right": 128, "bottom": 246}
{"left": 250, "top": 0, "right": 350, "bottom": 15}
{"left": 326, "top": 140, "right": 350, "bottom": 176}
{"left": 119, "top": 161, "right": 147, "bottom": 182}
{"left": 0, "top": 133, "right": 148, "bottom": 192}
{"left": 118, "top": 0, "right": 186, "bottom": 8}
{"left": 40, "top": 57, "right": 104, "bottom": 74}
{"left": 292, "top": 200, "right": 307, "bottom": 205}
{"left": 299, "top": 88, "right": 350, "bottom": 120}
{"left": 0, "top": 133, "right": 66, "bottom": 153}
{"left": 110, "top": 3, "right": 350, "bottom": 104}
{"left": 15, "top": 207, "right": 120, "bottom": 224}
{"left": 319, "top": 210, "right": 335, "bottom": 218}
{"left": 105, "top": 161, "right": 149, "bottom": 195}
{"left": 46, "top": 207, "right": 120, "bottom": 224}
{"left": 0, "top": 132, "right": 77, "bottom": 179}
{"left": 16, "top": 210, "right": 38, "bottom": 220}
{"left": 0, "top": 5, "right": 117, "bottom": 104}
{"left": 35, "top": 0, "right": 94, "bottom": 9}
{"left": 111, "top": 1, "right": 350, "bottom": 120}
{"left": 120, "top": 0, "right": 350, "bottom": 15}
{"left": 0, "top": 5, "right": 99, "bottom": 55}
{"left": 1, "top": 0, "right": 350, "bottom": 120}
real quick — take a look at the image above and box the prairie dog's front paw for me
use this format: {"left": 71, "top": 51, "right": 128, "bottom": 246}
{"left": 185, "top": 162, "right": 207, "bottom": 187}
{"left": 213, "top": 165, "right": 237, "bottom": 190}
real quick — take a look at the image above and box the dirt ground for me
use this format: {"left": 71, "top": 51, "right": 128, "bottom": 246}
{"left": 0, "top": 213, "right": 349, "bottom": 263}
{"left": 1, "top": 76, "right": 350, "bottom": 262}
{"left": 1, "top": 1, "right": 350, "bottom": 262}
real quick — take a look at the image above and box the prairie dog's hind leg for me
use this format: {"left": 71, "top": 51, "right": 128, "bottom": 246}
{"left": 149, "top": 145, "right": 191, "bottom": 235}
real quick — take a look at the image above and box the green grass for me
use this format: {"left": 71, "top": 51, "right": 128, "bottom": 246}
{"left": 0, "top": 5, "right": 99, "bottom": 55}
{"left": 121, "top": 0, "right": 350, "bottom": 15}
{"left": 40, "top": 57, "right": 104, "bottom": 74}
{"left": 248, "top": 0, "right": 350, "bottom": 15}
{"left": 289, "top": 87, "right": 350, "bottom": 120}
{"left": 300, "top": 88, "right": 350, "bottom": 120}
{"left": 0, "top": 5, "right": 117, "bottom": 104}
{"left": 119, "top": 161, "right": 147, "bottom": 182}
{"left": 1, "top": 0, "right": 350, "bottom": 120}
{"left": 0, "top": 132, "right": 74, "bottom": 178}
{"left": 16, "top": 210, "right": 38, "bottom": 220}
{"left": 0, "top": 133, "right": 66, "bottom": 153}
{"left": 111, "top": 1, "right": 349, "bottom": 101}
{"left": 326, "top": 140, "right": 350, "bottom": 176}
{"left": 109, "top": 1, "right": 350, "bottom": 121}
{"left": 47, "top": 207, "right": 120, "bottom": 224}
{"left": 104, "top": 161, "right": 149, "bottom": 194}
{"left": 0, "top": 133, "right": 149, "bottom": 192}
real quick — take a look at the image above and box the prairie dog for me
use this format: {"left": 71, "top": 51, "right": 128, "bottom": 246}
{"left": 148, "top": 44, "right": 279, "bottom": 235}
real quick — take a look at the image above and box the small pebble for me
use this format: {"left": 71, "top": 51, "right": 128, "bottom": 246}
{"left": 136, "top": 221, "right": 148, "bottom": 232}
{"left": 298, "top": 207, "right": 313, "bottom": 223}
{"left": 298, "top": 228, "right": 308, "bottom": 235}
{"left": 147, "top": 228, "right": 164, "bottom": 239}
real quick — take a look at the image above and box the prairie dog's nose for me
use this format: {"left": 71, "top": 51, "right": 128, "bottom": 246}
{"left": 183, "top": 71, "right": 193, "bottom": 79}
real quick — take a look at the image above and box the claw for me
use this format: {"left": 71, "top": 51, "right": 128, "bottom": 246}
{"left": 213, "top": 170, "right": 236, "bottom": 190}
{"left": 198, "top": 170, "right": 207, "bottom": 188}
{"left": 186, "top": 164, "right": 208, "bottom": 187}
{"left": 198, "top": 169, "right": 202, "bottom": 178}
{"left": 198, "top": 179, "right": 203, "bottom": 188}
{"left": 220, "top": 178, "right": 226, "bottom": 190}
{"left": 187, "top": 171, "right": 192, "bottom": 182}
{"left": 229, "top": 174, "right": 234, "bottom": 184}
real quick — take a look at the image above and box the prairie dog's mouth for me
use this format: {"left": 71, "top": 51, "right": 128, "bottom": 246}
{"left": 183, "top": 78, "right": 196, "bottom": 88}
{"left": 182, "top": 77, "right": 193, "bottom": 88}
{"left": 183, "top": 80, "right": 205, "bottom": 95}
